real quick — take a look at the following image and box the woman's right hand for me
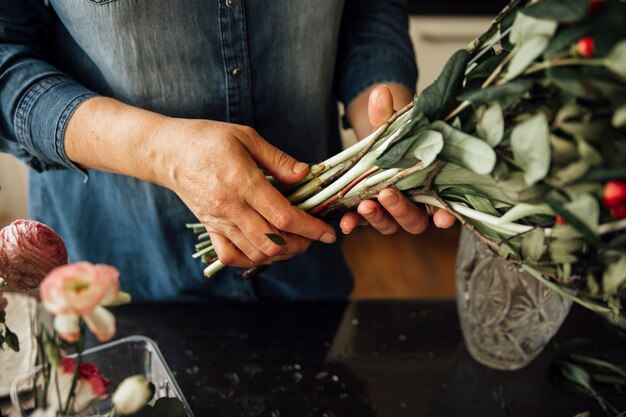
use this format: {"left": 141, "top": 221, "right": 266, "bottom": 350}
{"left": 150, "top": 118, "right": 336, "bottom": 268}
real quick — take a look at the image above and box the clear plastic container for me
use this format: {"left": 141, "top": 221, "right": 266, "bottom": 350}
{"left": 10, "top": 335, "right": 195, "bottom": 417}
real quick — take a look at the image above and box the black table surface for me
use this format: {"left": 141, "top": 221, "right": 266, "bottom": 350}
{"left": 114, "top": 301, "right": 625, "bottom": 417}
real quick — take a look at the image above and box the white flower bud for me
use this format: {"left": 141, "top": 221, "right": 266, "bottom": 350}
{"left": 112, "top": 375, "right": 152, "bottom": 415}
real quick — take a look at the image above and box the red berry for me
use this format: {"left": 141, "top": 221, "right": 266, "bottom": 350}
{"left": 555, "top": 215, "right": 567, "bottom": 225}
{"left": 602, "top": 181, "right": 626, "bottom": 208}
{"left": 611, "top": 205, "right": 626, "bottom": 220}
{"left": 576, "top": 36, "right": 595, "bottom": 57}
{"left": 588, "top": 0, "right": 603, "bottom": 14}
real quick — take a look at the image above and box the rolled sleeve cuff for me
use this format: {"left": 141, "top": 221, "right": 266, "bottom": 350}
{"left": 14, "top": 75, "right": 98, "bottom": 173}
{"left": 338, "top": 50, "right": 418, "bottom": 109}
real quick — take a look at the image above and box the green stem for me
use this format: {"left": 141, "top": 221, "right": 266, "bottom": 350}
{"left": 523, "top": 58, "right": 605, "bottom": 76}
{"left": 570, "top": 354, "right": 626, "bottom": 379}
{"left": 466, "top": 0, "right": 524, "bottom": 57}
{"left": 63, "top": 325, "right": 85, "bottom": 415}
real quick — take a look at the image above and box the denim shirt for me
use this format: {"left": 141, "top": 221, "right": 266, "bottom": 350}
{"left": 0, "top": 0, "right": 417, "bottom": 301}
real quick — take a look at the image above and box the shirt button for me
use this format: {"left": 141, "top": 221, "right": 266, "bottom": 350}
{"left": 225, "top": 0, "right": 237, "bottom": 8}
{"left": 232, "top": 67, "right": 244, "bottom": 78}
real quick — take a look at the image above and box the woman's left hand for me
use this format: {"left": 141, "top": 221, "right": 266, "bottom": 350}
{"left": 339, "top": 84, "right": 456, "bottom": 235}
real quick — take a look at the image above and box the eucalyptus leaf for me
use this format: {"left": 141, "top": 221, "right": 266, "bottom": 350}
{"left": 563, "top": 193, "right": 600, "bottom": 233}
{"left": 432, "top": 121, "right": 497, "bottom": 175}
{"left": 544, "top": 24, "right": 592, "bottom": 58}
{"left": 521, "top": 228, "right": 546, "bottom": 262}
{"left": 506, "top": 35, "right": 551, "bottom": 81}
{"left": 477, "top": 102, "right": 504, "bottom": 147}
{"left": 522, "top": 0, "right": 588, "bottom": 23}
{"left": 496, "top": 203, "right": 554, "bottom": 225}
{"left": 511, "top": 114, "right": 551, "bottom": 185}
{"left": 554, "top": 160, "right": 589, "bottom": 186}
{"left": 414, "top": 49, "right": 470, "bottom": 120}
{"left": 575, "top": 136, "right": 602, "bottom": 166}
{"left": 603, "top": 254, "right": 626, "bottom": 297}
{"left": 605, "top": 40, "right": 626, "bottom": 79}
{"left": 551, "top": 224, "right": 583, "bottom": 239}
{"left": 550, "top": 239, "right": 580, "bottom": 264}
{"left": 613, "top": 105, "right": 626, "bottom": 129}
{"left": 265, "top": 233, "right": 286, "bottom": 246}
{"left": 458, "top": 80, "right": 533, "bottom": 105}
{"left": 465, "top": 194, "right": 500, "bottom": 216}
{"left": 377, "top": 133, "right": 422, "bottom": 169}
{"left": 412, "top": 130, "right": 444, "bottom": 168}
{"left": 510, "top": 12, "right": 558, "bottom": 45}
{"left": 546, "top": 193, "right": 601, "bottom": 247}
{"left": 550, "top": 134, "right": 578, "bottom": 165}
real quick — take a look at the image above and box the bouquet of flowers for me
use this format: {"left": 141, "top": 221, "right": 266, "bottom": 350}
{"left": 189, "top": 0, "right": 626, "bottom": 327}
{"left": 0, "top": 220, "right": 185, "bottom": 417}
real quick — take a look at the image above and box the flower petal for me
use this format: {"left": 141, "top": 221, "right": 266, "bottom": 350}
{"left": 84, "top": 306, "right": 116, "bottom": 342}
{"left": 53, "top": 314, "right": 80, "bottom": 343}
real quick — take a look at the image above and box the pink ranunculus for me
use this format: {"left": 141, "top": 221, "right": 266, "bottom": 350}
{"left": 46, "top": 357, "right": 111, "bottom": 413}
{"left": 40, "top": 262, "right": 130, "bottom": 342}
{"left": 0, "top": 220, "right": 68, "bottom": 290}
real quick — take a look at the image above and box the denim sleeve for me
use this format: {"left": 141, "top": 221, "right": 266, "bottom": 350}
{"left": 335, "top": 0, "right": 418, "bottom": 107}
{"left": 0, "top": 0, "right": 98, "bottom": 172}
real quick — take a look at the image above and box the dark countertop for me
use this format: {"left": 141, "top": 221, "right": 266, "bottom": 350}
{"left": 408, "top": 1, "right": 508, "bottom": 16}
{"left": 114, "top": 301, "right": 625, "bottom": 417}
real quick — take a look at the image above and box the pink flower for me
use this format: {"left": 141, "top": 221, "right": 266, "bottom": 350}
{"left": 40, "top": 262, "right": 130, "bottom": 342}
{"left": 0, "top": 220, "right": 67, "bottom": 290}
{"left": 46, "top": 357, "right": 111, "bottom": 413}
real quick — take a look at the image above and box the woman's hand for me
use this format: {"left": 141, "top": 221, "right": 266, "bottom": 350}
{"left": 151, "top": 118, "right": 337, "bottom": 268}
{"left": 64, "top": 97, "right": 336, "bottom": 269}
{"left": 340, "top": 84, "right": 456, "bottom": 235}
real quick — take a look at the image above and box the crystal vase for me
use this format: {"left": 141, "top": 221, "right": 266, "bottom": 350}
{"left": 455, "top": 230, "right": 572, "bottom": 370}
{"left": 10, "top": 335, "right": 195, "bottom": 417}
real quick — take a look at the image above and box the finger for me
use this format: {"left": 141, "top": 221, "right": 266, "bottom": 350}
{"left": 339, "top": 212, "right": 368, "bottom": 235}
{"left": 210, "top": 233, "right": 260, "bottom": 268}
{"left": 368, "top": 85, "right": 395, "bottom": 128}
{"left": 237, "top": 128, "right": 309, "bottom": 185}
{"left": 247, "top": 181, "right": 337, "bottom": 244}
{"left": 433, "top": 208, "right": 457, "bottom": 229}
{"left": 357, "top": 200, "right": 399, "bottom": 235}
{"left": 237, "top": 208, "right": 311, "bottom": 258}
{"left": 378, "top": 189, "right": 428, "bottom": 235}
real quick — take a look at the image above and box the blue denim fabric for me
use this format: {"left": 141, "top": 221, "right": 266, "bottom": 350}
{"left": 0, "top": 0, "right": 417, "bottom": 301}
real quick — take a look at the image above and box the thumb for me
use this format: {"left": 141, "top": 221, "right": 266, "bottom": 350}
{"left": 368, "top": 85, "right": 395, "bottom": 128}
{"left": 239, "top": 130, "right": 309, "bottom": 185}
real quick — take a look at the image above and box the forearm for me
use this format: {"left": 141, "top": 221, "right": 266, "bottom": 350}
{"left": 346, "top": 82, "right": 413, "bottom": 139}
{"left": 64, "top": 97, "right": 171, "bottom": 185}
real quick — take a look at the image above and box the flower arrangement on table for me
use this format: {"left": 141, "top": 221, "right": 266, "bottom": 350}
{"left": 0, "top": 220, "right": 186, "bottom": 417}
{"left": 189, "top": 0, "right": 626, "bottom": 327}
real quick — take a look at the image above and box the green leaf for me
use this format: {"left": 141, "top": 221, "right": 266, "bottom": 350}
{"left": 431, "top": 121, "right": 497, "bottom": 175}
{"left": 575, "top": 136, "right": 602, "bottom": 166}
{"left": 546, "top": 193, "right": 601, "bottom": 248}
{"left": 522, "top": 0, "right": 588, "bottom": 23}
{"left": 554, "top": 160, "right": 590, "bottom": 186}
{"left": 563, "top": 194, "right": 600, "bottom": 233}
{"left": 465, "top": 194, "right": 500, "bottom": 216}
{"left": 603, "top": 254, "right": 626, "bottom": 297}
{"left": 412, "top": 130, "right": 444, "bottom": 168}
{"left": 458, "top": 80, "right": 533, "bottom": 105}
{"left": 511, "top": 114, "right": 551, "bottom": 185}
{"left": 510, "top": 12, "right": 558, "bottom": 45}
{"left": 4, "top": 326, "right": 19, "bottom": 352}
{"left": 506, "top": 36, "right": 551, "bottom": 81}
{"left": 465, "top": 53, "right": 507, "bottom": 86}
{"left": 613, "top": 105, "right": 626, "bottom": 129}
{"left": 414, "top": 49, "right": 469, "bottom": 120}
{"left": 497, "top": 203, "right": 554, "bottom": 224}
{"left": 605, "top": 40, "right": 626, "bottom": 79}
{"left": 550, "top": 134, "right": 578, "bottom": 165}
{"left": 377, "top": 133, "right": 421, "bottom": 169}
{"left": 265, "top": 234, "right": 286, "bottom": 246}
{"left": 521, "top": 228, "right": 546, "bottom": 262}
{"left": 544, "top": 24, "right": 592, "bottom": 58}
{"left": 477, "top": 102, "right": 504, "bottom": 147}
